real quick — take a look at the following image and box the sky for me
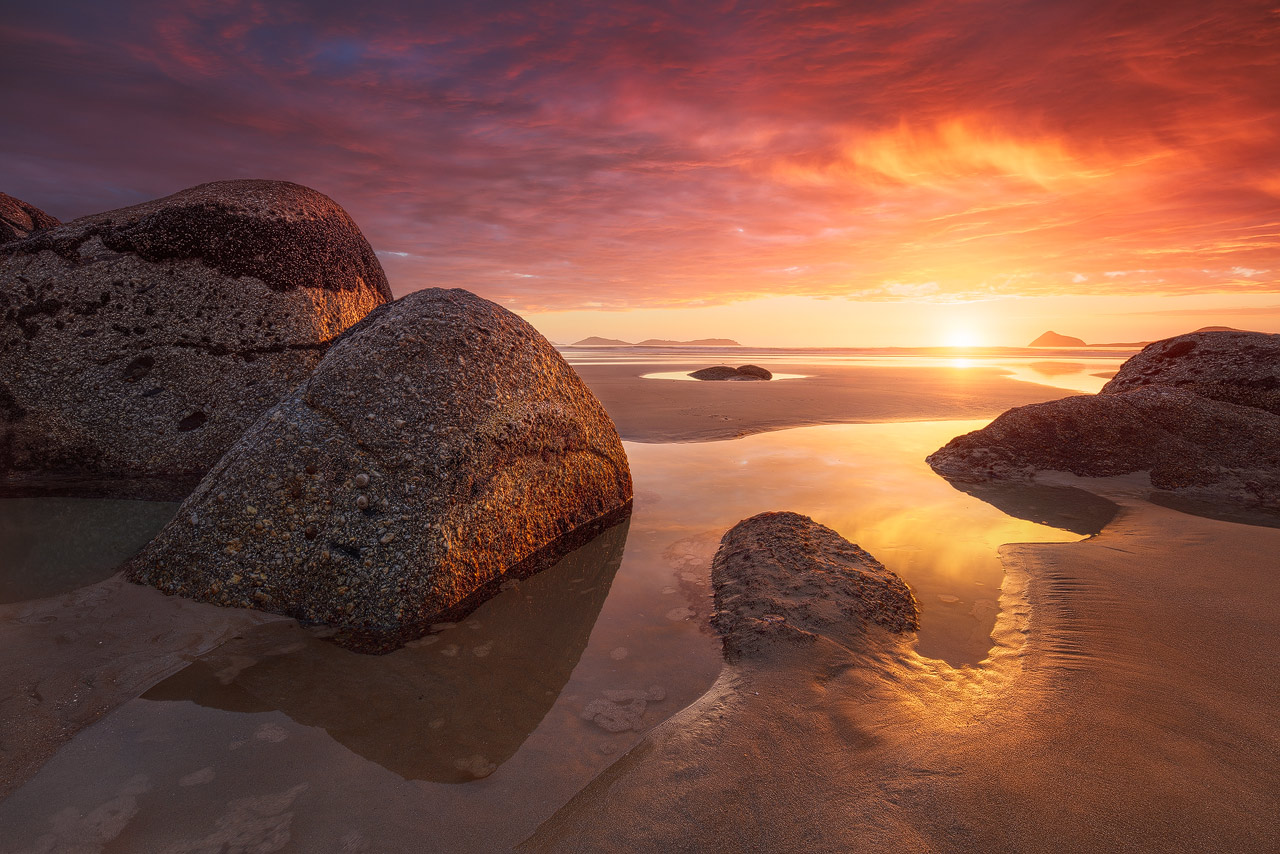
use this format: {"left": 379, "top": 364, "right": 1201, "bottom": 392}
{"left": 3, "top": 0, "right": 1279, "bottom": 346}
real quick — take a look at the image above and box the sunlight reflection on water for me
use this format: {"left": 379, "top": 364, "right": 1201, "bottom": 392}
{"left": 0, "top": 420, "right": 1117, "bottom": 852}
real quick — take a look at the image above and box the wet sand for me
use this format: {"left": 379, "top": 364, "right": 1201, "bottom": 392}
{"left": 0, "top": 575, "right": 278, "bottom": 800}
{"left": 572, "top": 363, "right": 1079, "bottom": 442}
{"left": 1, "top": 362, "right": 1273, "bottom": 851}
{"left": 523, "top": 476, "right": 1280, "bottom": 852}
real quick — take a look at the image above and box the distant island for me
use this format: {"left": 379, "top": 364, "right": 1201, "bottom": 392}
{"left": 571, "top": 337, "right": 742, "bottom": 347}
{"left": 1028, "top": 331, "right": 1087, "bottom": 347}
{"left": 1031, "top": 326, "right": 1242, "bottom": 348}
{"left": 573, "top": 337, "right": 633, "bottom": 346}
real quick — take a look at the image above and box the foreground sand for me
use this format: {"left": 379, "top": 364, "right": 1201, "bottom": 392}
{"left": 524, "top": 477, "right": 1280, "bottom": 852}
{"left": 572, "top": 363, "right": 1077, "bottom": 442}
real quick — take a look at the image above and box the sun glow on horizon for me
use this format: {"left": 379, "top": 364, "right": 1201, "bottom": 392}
{"left": 942, "top": 328, "right": 983, "bottom": 349}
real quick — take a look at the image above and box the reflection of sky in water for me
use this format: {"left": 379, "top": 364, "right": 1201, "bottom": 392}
{"left": 641, "top": 370, "right": 810, "bottom": 381}
{"left": 626, "top": 420, "right": 1091, "bottom": 665}
{"left": 569, "top": 350, "right": 1125, "bottom": 394}
{"left": 0, "top": 420, "right": 1109, "bottom": 852}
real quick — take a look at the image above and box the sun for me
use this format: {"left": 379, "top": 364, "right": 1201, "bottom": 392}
{"left": 942, "top": 328, "right": 982, "bottom": 348}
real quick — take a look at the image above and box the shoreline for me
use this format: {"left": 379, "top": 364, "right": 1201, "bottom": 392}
{"left": 572, "top": 362, "right": 1083, "bottom": 443}
{"left": 523, "top": 480, "right": 1280, "bottom": 852}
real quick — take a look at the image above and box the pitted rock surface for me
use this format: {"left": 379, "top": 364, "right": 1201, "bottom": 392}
{"left": 1101, "top": 330, "right": 1280, "bottom": 416}
{"left": 0, "top": 180, "right": 390, "bottom": 480}
{"left": 129, "top": 288, "right": 633, "bottom": 650}
{"left": 927, "top": 387, "right": 1280, "bottom": 508}
{"left": 710, "top": 511, "right": 919, "bottom": 662}
{"left": 0, "top": 193, "right": 60, "bottom": 244}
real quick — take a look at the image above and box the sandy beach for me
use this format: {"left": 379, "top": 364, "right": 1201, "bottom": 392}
{"left": 0, "top": 364, "right": 1276, "bottom": 852}
{"left": 571, "top": 362, "right": 1083, "bottom": 442}
{"left": 525, "top": 478, "right": 1280, "bottom": 852}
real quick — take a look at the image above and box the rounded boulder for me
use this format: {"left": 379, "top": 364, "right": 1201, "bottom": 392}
{"left": 0, "top": 180, "right": 391, "bottom": 482}
{"left": 128, "top": 288, "right": 634, "bottom": 650}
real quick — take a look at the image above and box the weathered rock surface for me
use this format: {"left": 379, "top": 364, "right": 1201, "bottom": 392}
{"left": 688, "top": 364, "right": 772, "bottom": 381}
{"left": 0, "top": 192, "right": 60, "bottom": 243}
{"left": 128, "top": 288, "right": 634, "bottom": 650}
{"left": 1101, "top": 330, "right": 1280, "bottom": 416}
{"left": 0, "top": 180, "right": 391, "bottom": 481}
{"left": 928, "top": 386, "right": 1280, "bottom": 507}
{"left": 711, "top": 511, "right": 919, "bottom": 661}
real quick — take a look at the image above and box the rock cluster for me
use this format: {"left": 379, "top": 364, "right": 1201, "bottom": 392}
{"left": 0, "top": 193, "right": 60, "bottom": 244}
{"left": 929, "top": 331, "right": 1280, "bottom": 508}
{"left": 128, "top": 288, "right": 634, "bottom": 650}
{"left": 1, "top": 180, "right": 391, "bottom": 480}
{"left": 1101, "top": 330, "right": 1280, "bottom": 416}
{"left": 710, "top": 511, "right": 918, "bottom": 662}
{"left": 689, "top": 364, "right": 772, "bottom": 381}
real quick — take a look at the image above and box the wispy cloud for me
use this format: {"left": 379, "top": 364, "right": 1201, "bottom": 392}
{"left": 2, "top": 0, "right": 1278, "bottom": 310}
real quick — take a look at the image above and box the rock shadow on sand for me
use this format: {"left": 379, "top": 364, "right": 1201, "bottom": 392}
{"left": 935, "top": 480, "right": 1120, "bottom": 536}
{"left": 143, "top": 517, "right": 631, "bottom": 784}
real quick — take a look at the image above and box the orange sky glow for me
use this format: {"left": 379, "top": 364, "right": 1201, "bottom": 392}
{"left": 3, "top": 1, "right": 1278, "bottom": 346}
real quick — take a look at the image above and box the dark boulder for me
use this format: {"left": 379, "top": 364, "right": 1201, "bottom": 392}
{"left": 688, "top": 364, "right": 771, "bottom": 381}
{"left": 711, "top": 511, "right": 918, "bottom": 662}
{"left": 0, "top": 193, "right": 60, "bottom": 244}
{"left": 927, "top": 387, "right": 1280, "bottom": 508}
{"left": 0, "top": 180, "right": 391, "bottom": 482}
{"left": 128, "top": 288, "right": 634, "bottom": 651}
{"left": 735, "top": 364, "right": 772, "bottom": 380}
{"left": 1101, "top": 330, "right": 1280, "bottom": 416}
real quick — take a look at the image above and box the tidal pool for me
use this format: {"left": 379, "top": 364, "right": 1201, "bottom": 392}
{"left": 0, "top": 420, "right": 1114, "bottom": 852}
{"left": 0, "top": 497, "right": 178, "bottom": 603}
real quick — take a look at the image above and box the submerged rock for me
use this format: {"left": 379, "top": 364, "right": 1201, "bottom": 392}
{"left": 711, "top": 511, "right": 918, "bottom": 661}
{"left": 1101, "top": 330, "right": 1280, "bottom": 416}
{"left": 689, "top": 364, "right": 772, "bottom": 381}
{"left": 129, "top": 288, "right": 634, "bottom": 651}
{"left": 0, "top": 192, "right": 60, "bottom": 244}
{"left": 0, "top": 180, "right": 391, "bottom": 481}
{"left": 927, "top": 387, "right": 1280, "bottom": 508}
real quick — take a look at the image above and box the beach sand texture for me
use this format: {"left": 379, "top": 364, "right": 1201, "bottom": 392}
{"left": 525, "top": 479, "right": 1280, "bottom": 852}
{"left": 0, "top": 362, "right": 1274, "bottom": 852}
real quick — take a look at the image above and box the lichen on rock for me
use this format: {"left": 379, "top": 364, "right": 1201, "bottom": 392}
{"left": 0, "top": 180, "right": 391, "bottom": 482}
{"left": 128, "top": 288, "right": 634, "bottom": 651}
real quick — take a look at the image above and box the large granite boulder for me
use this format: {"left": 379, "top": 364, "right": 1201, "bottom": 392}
{"left": 128, "top": 288, "right": 634, "bottom": 651}
{"left": 927, "top": 387, "right": 1280, "bottom": 507}
{"left": 1100, "top": 330, "right": 1280, "bottom": 416}
{"left": 0, "top": 192, "right": 60, "bottom": 244}
{"left": 0, "top": 180, "right": 391, "bottom": 481}
{"left": 711, "top": 511, "right": 918, "bottom": 662}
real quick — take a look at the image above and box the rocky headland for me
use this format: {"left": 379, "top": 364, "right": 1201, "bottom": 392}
{"left": 1028, "top": 330, "right": 1086, "bottom": 347}
{"left": 928, "top": 330, "right": 1280, "bottom": 508}
{"left": 0, "top": 180, "right": 392, "bottom": 484}
{"left": 128, "top": 288, "right": 634, "bottom": 650}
